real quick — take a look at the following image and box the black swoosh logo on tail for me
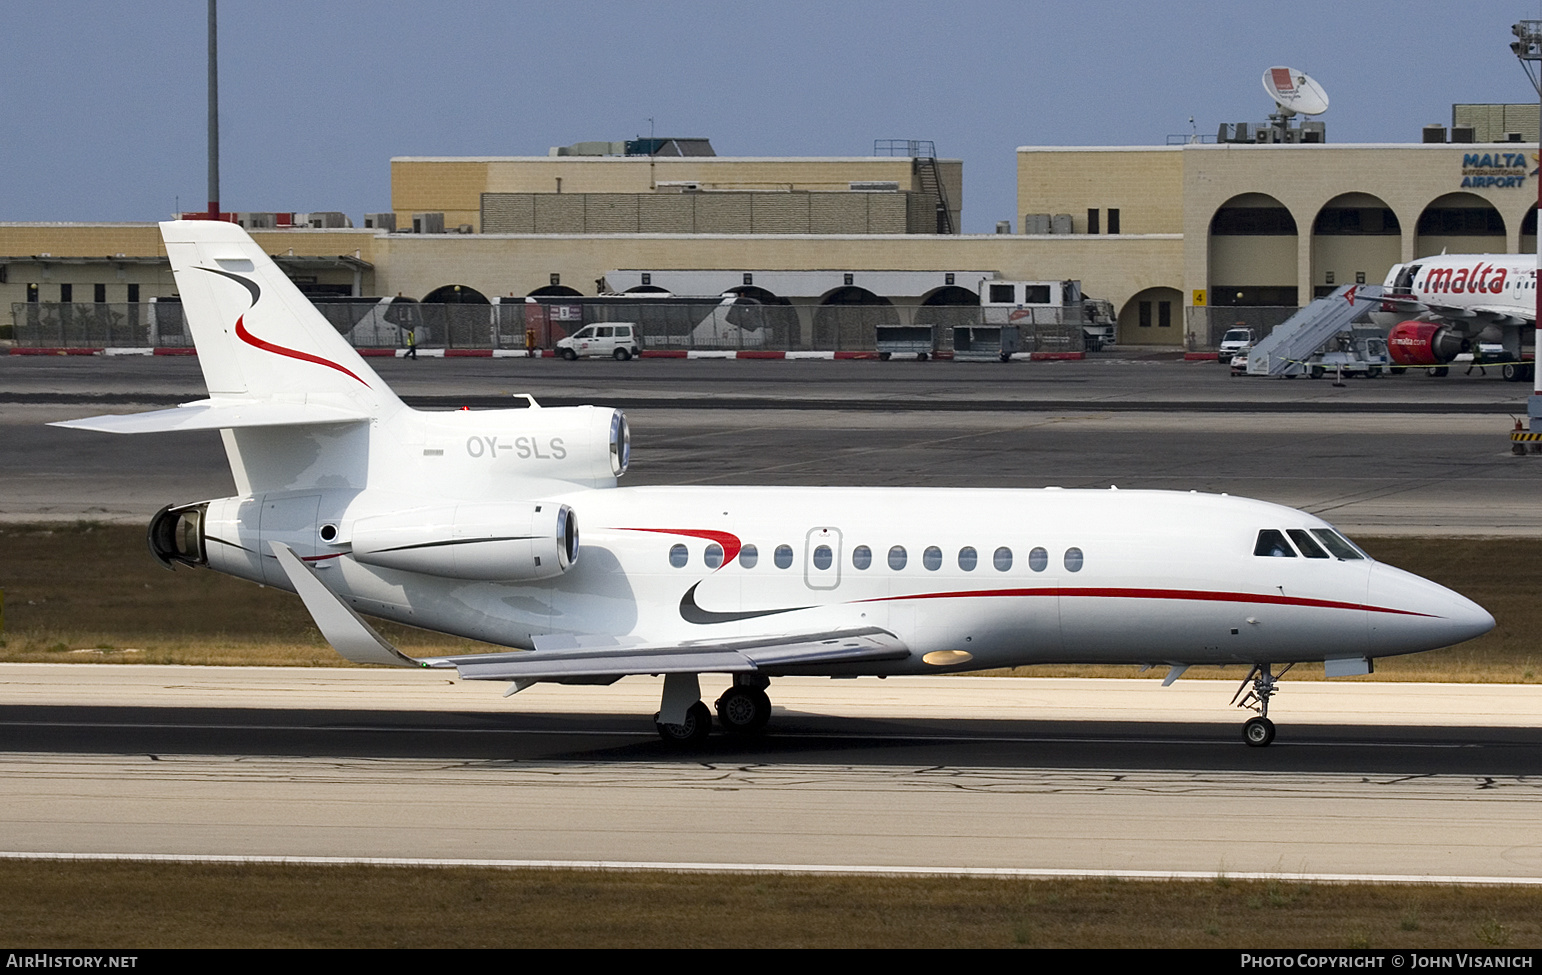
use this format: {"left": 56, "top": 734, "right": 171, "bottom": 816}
{"left": 679, "top": 582, "right": 812, "bottom": 625}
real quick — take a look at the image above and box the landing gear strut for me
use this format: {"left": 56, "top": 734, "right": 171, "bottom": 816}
{"left": 1231, "top": 663, "right": 1293, "bottom": 747}
{"left": 654, "top": 673, "right": 775, "bottom": 744}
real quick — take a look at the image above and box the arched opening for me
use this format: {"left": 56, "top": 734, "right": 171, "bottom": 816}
{"left": 420, "top": 284, "right": 490, "bottom": 349}
{"left": 723, "top": 286, "right": 799, "bottom": 348}
{"left": 1522, "top": 205, "right": 1537, "bottom": 257}
{"left": 1415, "top": 192, "right": 1504, "bottom": 258}
{"left": 1117, "top": 286, "right": 1184, "bottom": 347}
{"left": 1310, "top": 192, "right": 1402, "bottom": 299}
{"left": 1208, "top": 192, "right": 1299, "bottom": 308}
{"left": 526, "top": 284, "right": 584, "bottom": 298}
{"left": 914, "top": 284, "right": 980, "bottom": 330}
{"left": 624, "top": 285, "right": 672, "bottom": 294}
{"left": 814, "top": 286, "right": 897, "bottom": 351}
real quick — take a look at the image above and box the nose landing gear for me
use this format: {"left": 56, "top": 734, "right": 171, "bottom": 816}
{"left": 1232, "top": 663, "right": 1293, "bottom": 747}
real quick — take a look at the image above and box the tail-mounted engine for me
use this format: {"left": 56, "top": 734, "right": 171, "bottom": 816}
{"left": 147, "top": 502, "right": 210, "bottom": 569}
{"left": 349, "top": 501, "right": 578, "bottom": 581}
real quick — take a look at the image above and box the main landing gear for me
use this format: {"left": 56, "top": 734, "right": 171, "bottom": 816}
{"left": 654, "top": 673, "right": 773, "bottom": 745}
{"left": 1231, "top": 663, "right": 1293, "bottom": 747}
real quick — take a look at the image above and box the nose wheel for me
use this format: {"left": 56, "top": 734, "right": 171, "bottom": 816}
{"left": 1243, "top": 716, "right": 1275, "bottom": 747}
{"left": 1232, "top": 663, "right": 1292, "bottom": 747}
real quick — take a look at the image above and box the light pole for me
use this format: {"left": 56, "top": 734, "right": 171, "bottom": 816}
{"left": 1511, "top": 20, "right": 1542, "bottom": 426}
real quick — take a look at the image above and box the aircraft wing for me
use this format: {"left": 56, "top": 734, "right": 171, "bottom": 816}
{"left": 51, "top": 399, "right": 371, "bottom": 434}
{"left": 423, "top": 628, "right": 911, "bottom": 682}
{"left": 1382, "top": 296, "right": 1534, "bottom": 329}
{"left": 268, "top": 541, "right": 909, "bottom": 679}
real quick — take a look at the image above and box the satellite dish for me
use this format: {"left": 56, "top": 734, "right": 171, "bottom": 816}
{"left": 1263, "top": 66, "right": 1329, "bottom": 117}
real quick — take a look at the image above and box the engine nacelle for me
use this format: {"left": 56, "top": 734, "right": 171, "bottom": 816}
{"left": 1387, "top": 321, "right": 1468, "bottom": 366}
{"left": 413, "top": 405, "right": 630, "bottom": 491}
{"left": 349, "top": 501, "right": 578, "bottom": 581}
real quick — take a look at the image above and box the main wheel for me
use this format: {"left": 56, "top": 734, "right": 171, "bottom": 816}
{"left": 613, "top": 347, "right": 631, "bottom": 361}
{"left": 1243, "top": 716, "right": 1276, "bottom": 748}
{"left": 1429, "top": 366, "right": 1448, "bottom": 378}
{"left": 715, "top": 687, "right": 771, "bottom": 735}
{"left": 1503, "top": 363, "right": 1521, "bottom": 382}
{"left": 562, "top": 348, "right": 577, "bottom": 361}
{"left": 655, "top": 701, "right": 713, "bottom": 744}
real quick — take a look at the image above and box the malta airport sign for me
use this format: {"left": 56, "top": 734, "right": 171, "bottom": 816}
{"left": 1459, "top": 152, "right": 1535, "bottom": 189}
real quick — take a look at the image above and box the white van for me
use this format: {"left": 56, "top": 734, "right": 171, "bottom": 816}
{"left": 556, "top": 323, "right": 642, "bottom": 360}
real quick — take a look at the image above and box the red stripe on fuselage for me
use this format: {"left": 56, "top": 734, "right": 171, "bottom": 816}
{"left": 860, "top": 586, "right": 1435, "bottom": 618}
{"left": 620, "top": 528, "right": 741, "bottom": 568}
{"left": 235, "top": 316, "right": 369, "bottom": 387}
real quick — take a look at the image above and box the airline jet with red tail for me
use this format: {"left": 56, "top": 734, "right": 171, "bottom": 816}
{"left": 1376, "top": 254, "right": 1536, "bottom": 380}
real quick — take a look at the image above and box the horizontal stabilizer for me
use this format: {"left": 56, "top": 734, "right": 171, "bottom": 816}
{"left": 50, "top": 400, "right": 370, "bottom": 434}
{"left": 424, "top": 627, "right": 910, "bottom": 682}
{"left": 268, "top": 542, "right": 420, "bottom": 669}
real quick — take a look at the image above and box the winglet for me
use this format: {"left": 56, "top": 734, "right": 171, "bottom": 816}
{"left": 268, "top": 542, "right": 421, "bottom": 668}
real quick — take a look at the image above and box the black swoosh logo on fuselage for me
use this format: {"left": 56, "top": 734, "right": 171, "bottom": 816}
{"left": 679, "top": 582, "right": 812, "bottom": 625}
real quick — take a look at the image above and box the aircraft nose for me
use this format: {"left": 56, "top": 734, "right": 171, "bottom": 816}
{"left": 1366, "top": 563, "right": 1494, "bottom": 655}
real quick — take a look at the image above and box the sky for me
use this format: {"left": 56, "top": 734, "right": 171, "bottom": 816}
{"left": 4, "top": 0, "right": 1541, "bottom": 233}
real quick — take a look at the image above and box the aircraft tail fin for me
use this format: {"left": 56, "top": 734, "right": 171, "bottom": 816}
{"left": 159, "top": 220, "right": 400, "bottom": 416}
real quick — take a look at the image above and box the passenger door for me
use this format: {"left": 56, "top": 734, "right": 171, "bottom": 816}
{"left": 804, "top": 526, "right": 843, "bottom": 590}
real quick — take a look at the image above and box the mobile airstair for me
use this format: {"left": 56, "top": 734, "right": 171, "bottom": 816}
{"left": 1245, "top": 284, "right": 1385, "bottom": 376}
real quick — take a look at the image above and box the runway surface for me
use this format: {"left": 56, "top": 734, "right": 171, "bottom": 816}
{"left": 2, "top": 666, "right": 1540, "bottom": 880}
{"left": 4, "top": 355, "right": 1540, "bottom": 533}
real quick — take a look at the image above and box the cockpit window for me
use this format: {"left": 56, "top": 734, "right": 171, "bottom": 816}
{"left": 1310, "top": 528, "right": 1366, "bottom": 560}
{"left": 1254, "top": 529, "right": 1296, "bottom": 558}
{"left": 1287, "top": 529, "right": 1330, "bottom": 559}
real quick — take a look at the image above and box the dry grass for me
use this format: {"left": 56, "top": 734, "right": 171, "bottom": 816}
{"left": 0, "top": 524, "right": 1537, "bottom": 681}
{"left": 0, "top": 860, "right": 1538, "bottom": 948}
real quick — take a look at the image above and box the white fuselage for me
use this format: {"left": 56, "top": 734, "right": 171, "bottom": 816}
{"left": 198, "top": 478, "right": 1490, "bottom": 676}
{"left": 1374, "top": 253, "right": 1537, "bottom": 336}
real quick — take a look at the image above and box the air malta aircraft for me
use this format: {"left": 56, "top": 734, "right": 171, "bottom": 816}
{"left": 1376, "top": 254, "right": 1537, "bottom": 380}
{"left": 56, "top": 222, "right": 1495, "bottom": 747}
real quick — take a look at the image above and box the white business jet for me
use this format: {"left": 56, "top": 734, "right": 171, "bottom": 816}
{"left": 57, "top": 222, "right": 1494, "bottom": 747}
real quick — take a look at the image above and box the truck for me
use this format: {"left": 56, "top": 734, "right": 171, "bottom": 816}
{"left": 978, "top": 279, "right": 1114, "bottom": 352}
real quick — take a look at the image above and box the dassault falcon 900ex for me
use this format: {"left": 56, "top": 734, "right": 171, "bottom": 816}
{"left": 56, "top": 222, "right": 1495, "bottom": 747}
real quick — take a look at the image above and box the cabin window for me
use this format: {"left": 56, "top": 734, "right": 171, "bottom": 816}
{"left": 1064, "top": 547, "right": 1084, "bottom": 572}
{"left": 739, "top": 544, "right": 758, "bottom": 568}
{"left": 668, "top": 544, "right": 689, "bottom": 568}
{"left": 993, "top": 546, "right": 1013, "bottom": 571}
{"left": 957, "top": 546, "right": 978, "bottom": 571}
{"left": 888, "top": 545, "right": 908, "bottom": 570}
{"left": 774, "top": 544, "right": 794, "bottom": 569}
{"left": 1286, "top": 529, "right": 1329, "bottom": 559}
{"left": 813, "top": 545, "right": 833, "bottom": 570}
{"left": 704, "top": 543, "right": 724, "bottom": 569}
{"left": 1310, "top": 528, "right": 1366, "bottom": 560}
{"left": 852, "top": 545, "right": 872, "bottom": 569}
{"left": 923, "top": 546, "right": 942, "bottom": 570}
{"left": 1254, "top": 529, "right": 1296, "bottom": 557}
{"left": 1028, "top": 547, "right": 1048, "bottom": 572}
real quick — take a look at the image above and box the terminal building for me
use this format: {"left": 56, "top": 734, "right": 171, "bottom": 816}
{"left": 3, "top": 109, "right": 1538, "bottom": 350}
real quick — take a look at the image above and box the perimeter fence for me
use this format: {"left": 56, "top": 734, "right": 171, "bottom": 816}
{"left": 11, "top": 301, "right": 1091, "bottom": 354}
